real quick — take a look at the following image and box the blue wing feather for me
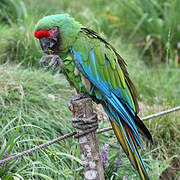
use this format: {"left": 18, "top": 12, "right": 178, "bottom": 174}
{"left": 72, "top": 49, "right": 142, "bottom": 149}
{"left": 103, "top": 103, "right": 149, "bottom": 178}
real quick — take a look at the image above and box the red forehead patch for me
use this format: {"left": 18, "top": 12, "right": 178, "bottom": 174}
{"left": 34, "top": 30, "right": 50, "bottom": 39}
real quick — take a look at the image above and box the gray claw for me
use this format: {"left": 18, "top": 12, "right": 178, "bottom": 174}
{"left": 39, "top": 54, "right": 64, "bottom": 70}
{"left": 52, "top": 62, "right": 58, "bottom": 71}
{"left": 67, "top": 93, "right": 90, "bottom": 111}
{"left": 40, "top": 55, "right": 54, "bottom": 65}
{"left": 68, "top": 100, "right": 73, "bottom": 111}
{"left": 72, "top": 113, "right": 98, "bottom": 138}
{"left": 75, "top": 127, "right": 98, "bottom": 138}
{"left": 53, "top": 55, "right": 64, "bottom": 68}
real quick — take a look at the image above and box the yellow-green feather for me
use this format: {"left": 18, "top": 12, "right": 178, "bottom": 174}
{"left": 110, "top": 120, "right": 148, "bottom": 180}
{"left": 72, "top": 31, "right": 138, "bottom": 112}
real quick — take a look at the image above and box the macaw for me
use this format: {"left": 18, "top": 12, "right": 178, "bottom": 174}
{"left": 34, "top": 14, "right": 153, "bottom": 180}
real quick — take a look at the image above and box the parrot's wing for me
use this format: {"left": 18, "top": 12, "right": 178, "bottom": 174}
{"left": 71, "top": 29, "right": 152, "bottom": 180}
{"left": 71, "top": 28, "right": 152, "bottom": 142}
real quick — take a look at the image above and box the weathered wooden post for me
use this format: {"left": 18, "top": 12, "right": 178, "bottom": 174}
{"left": 71, "top": 97, "right": 105, "bottom": 180}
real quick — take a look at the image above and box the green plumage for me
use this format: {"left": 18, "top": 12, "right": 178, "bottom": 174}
{"left": 35, "top": 14, "right": 152, "bottom": 180}
{"left": 72, "top": 31, "right": 136, "bottom": 110}
{"left": 35, "top": 14, "right": 82, "bottom": 56}
{"left": 35, "top": 14, "right": 137, "bottom": 110}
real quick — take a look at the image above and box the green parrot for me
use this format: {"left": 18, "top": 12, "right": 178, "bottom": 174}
{"left": 34, "top": 14, "right": 153, "bottom": 180}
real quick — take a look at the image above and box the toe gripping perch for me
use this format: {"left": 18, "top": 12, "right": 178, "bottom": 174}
{"left": 40, "top": 54, "right": 64, "bottom": 70}
{"left": 70, "top": 96, "right": 98, "bottom": 138}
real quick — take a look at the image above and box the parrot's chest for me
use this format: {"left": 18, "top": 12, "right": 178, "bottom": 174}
{"left": 62, "top": 59, "right": 91, "bottom": 93}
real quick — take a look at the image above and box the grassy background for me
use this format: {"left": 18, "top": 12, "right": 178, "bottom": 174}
{"left": 0, "top": 0, "right": 180, "bottom": 179}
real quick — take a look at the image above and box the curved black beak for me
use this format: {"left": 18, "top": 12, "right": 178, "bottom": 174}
{"left": 39, "top": 38, "right": 57, "bottom": 54}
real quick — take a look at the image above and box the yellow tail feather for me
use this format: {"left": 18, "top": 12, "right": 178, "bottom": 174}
{"left": 110, "top": 119, "right": 149, "bottom": 180}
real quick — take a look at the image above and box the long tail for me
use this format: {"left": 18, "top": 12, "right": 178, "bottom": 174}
{"left": 103, "top": 102, "right": 152, "bottom": 180}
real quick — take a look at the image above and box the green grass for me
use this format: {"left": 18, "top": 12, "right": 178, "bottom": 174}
{"left": 0, "top": 23, "right": 43, "bottom": 67}
{"left": 0, "top": 45, "right": 179, "bottom": 179}
{"left": 95, "top": 0, "right": 180, "bottom": 66}
{"left": 0, "top": 65, "right": 82, "bottom": 179}
{"left": 1, "top": 0, "right": 180, "bottom": 66}
{"left": 0, "top": 0, "right": 180, "bottom": 179}
{"left": 0, "top": 0, "right": 27, "bottom": 25}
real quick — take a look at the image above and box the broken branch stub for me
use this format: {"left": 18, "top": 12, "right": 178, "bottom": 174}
{"left": 71, "top": 98, "right": 105, "bottom": 180}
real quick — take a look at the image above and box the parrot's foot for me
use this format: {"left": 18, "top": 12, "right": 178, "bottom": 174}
{"left": 72, "top": 114, "right": 98, "bottom": 138}
{"left": 68, "top": 93, "right": 90, "bottom": 111}
{"left": 40, "top": 54, "right": 64, "bottom": 70}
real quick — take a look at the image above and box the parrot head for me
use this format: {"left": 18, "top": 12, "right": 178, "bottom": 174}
{"left": 34, "top": 14, "right": 83, "bottom": 55}
{"left": 34, "top": 26, "right": 59, "bottom": 54}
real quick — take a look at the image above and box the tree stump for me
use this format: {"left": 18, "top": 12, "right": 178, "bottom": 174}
{"left": 71, "top": 98, "right": 105, "bottom": 180}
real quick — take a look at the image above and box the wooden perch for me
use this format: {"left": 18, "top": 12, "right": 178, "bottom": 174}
{"left": 71, "top": 97, "right": 105, "bottom": 180}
